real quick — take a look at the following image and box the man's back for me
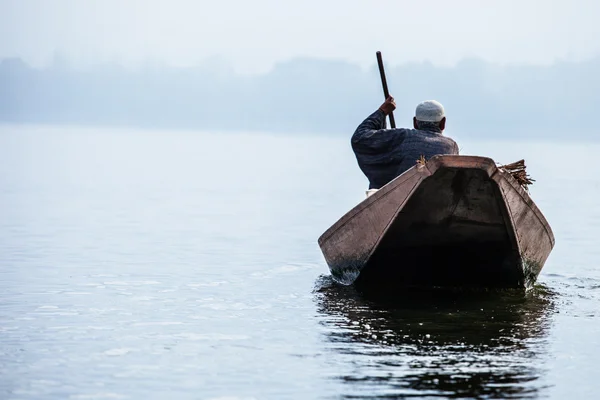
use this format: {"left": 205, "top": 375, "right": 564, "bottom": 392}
{"left": 352, "top": 109, "right": 459, "bottom": 189}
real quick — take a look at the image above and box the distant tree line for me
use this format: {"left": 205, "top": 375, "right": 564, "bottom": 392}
{"left": 1, "top": 56, "right": 598, "bottom": 139}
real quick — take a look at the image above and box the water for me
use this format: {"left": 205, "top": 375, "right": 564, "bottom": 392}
{"left": 1, "top": 125, "right": 599, "bottom": 399}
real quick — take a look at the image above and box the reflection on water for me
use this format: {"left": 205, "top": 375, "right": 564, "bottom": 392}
{"left": 314, "top": 276, "right": 556, "bottom": 399}
{"left": 3, "top": 127, "right": 599, "bottom": 398}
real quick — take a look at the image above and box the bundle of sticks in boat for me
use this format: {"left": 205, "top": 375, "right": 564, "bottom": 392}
{"left": 498, "top": 159, "right": 535, "bottom": 190}
{"left": 416, "top": 156, "right": 534, "bottom": 190}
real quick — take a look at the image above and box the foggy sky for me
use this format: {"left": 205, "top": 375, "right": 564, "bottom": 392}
{"left": 1, "top": 0, "right": 599, "bottom": 73}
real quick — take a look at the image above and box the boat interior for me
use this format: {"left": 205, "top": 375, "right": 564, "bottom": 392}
{"left": 355, "top": 167, "right": 524, "bottom": 292}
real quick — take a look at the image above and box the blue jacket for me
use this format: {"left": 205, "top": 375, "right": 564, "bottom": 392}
{"left": 351, "top": 110, "right": 459, "bottom": 189}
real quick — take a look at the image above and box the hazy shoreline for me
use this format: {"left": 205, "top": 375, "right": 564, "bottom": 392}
{"left": 1, "top": 56, "right": 599, "bottom": 140}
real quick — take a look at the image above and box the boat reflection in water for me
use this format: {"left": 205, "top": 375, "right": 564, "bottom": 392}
{"left": 314, "top": 276, "right": 555, "bottom": 399}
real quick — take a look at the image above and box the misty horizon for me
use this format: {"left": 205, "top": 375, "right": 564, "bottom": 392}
{"left": 2, "top": 54, "right": 599, "bottom": 139}
{"left": 3, "top": 1, "right": 599, "bottom": 140}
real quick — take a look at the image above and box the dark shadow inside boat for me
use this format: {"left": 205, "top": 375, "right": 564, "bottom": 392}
{"left": 313, "top": 275, "right": 556, "bottom": 398}
{"left": 356, "top": 241, "right": 522, "bottom": 293}
{"left": 355, "top": 168, "right": 527, "bottom": 292}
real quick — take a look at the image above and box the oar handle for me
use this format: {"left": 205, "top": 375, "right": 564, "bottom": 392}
{"left": 376, "top": 51, "right": 396, "bottom": 128}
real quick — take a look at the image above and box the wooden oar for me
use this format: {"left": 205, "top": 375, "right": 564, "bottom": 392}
{"left": 376, "top": 51, "right": 396, "bottom": 128}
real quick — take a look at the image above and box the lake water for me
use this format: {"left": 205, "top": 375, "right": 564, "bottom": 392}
{"left": 1, "top": 125, "right": 599, "bottom": 399}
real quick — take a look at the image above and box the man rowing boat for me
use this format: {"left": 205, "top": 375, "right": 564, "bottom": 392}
{"left": 351, "top": 96, "right": 459, "bottom": 192}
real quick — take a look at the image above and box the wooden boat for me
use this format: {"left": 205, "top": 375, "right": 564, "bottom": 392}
{"left": 318, "top": 155, "right": 554, "bottom": 291}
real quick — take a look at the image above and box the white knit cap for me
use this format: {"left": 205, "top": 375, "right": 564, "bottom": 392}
{"left": 415, "top": 100, "right": 445, "bottom": 122}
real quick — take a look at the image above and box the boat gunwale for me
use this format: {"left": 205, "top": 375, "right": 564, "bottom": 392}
{"left": 318, "top": 155, "right": 496, "bottom": 245}
{"left": 317, "top": 166, "right": 429, "bottom": 245}
{"left": 318, "top": 154, "right": 554, "bottom": 252}
{"left": 493, "top": 168, "right": 556, "bottom": 247}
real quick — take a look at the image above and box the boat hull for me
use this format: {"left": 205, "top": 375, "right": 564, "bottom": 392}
{"left": 318, "top": 156, "right": 554, "bottom": 290}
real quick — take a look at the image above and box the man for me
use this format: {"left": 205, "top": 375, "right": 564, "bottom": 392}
{"left": 351, "top": 96, "right": 459, "bottom": 191}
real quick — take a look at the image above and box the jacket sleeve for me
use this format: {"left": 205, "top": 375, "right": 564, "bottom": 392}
{"left": 351, "top": 110, "right": 400, "bottom": 153}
